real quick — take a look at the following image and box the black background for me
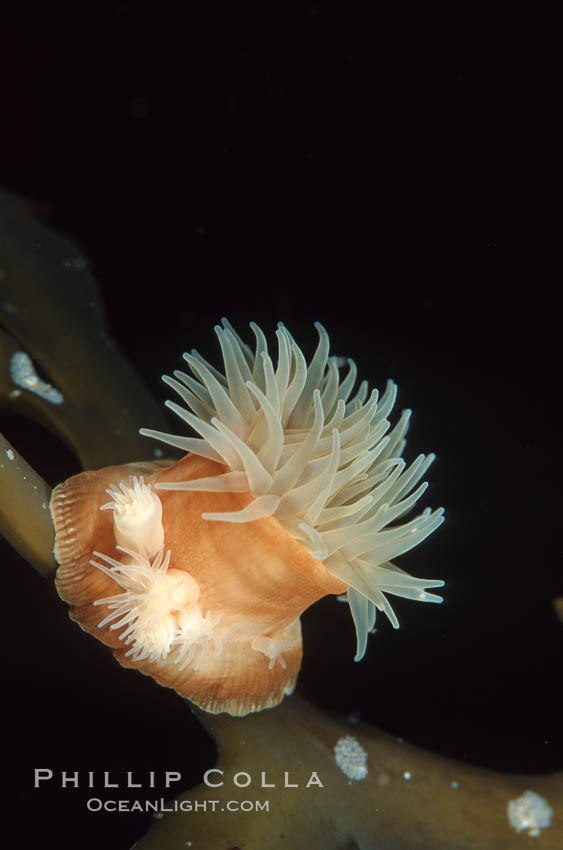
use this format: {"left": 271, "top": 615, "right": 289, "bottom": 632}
{"left": 1, "top": 3, "right": 562, "bottom": 849}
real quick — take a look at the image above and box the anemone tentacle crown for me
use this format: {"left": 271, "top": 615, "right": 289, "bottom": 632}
{"left": 51, "top": 320, "right": 444, "bottom": 716}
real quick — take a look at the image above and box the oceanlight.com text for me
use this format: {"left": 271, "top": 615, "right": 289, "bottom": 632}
{"left": 86, "top": 797, "right": 270, "bottom": 813}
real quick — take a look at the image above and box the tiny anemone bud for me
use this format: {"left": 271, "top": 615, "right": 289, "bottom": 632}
{"left": 100, "top": 476, "right": 164, "bottom": 558}
{"left": 251, "top": 635, "right": 288, "bottom": 670}
{"left": 173, "top": 606, "right": 223, "bottom": 671}
{"left": 252, "top": 624, "right": 299, "bottom": 670}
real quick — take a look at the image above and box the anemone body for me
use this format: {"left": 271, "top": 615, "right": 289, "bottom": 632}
{"left": 51, "top": 321, "right": 445, "bottom": 716}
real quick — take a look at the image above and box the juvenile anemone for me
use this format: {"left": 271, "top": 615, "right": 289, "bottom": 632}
{"left": 91, "top": 545, "right": 208, "bottom": 664}
{"left": 99, "top": 476, "right": 164, "bottom": 557}
{"left": 52, "top": 320, "right": 445, "bottom": 716}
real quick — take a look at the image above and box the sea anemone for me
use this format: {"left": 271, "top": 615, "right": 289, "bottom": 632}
{"left": 51, "top": 320, "right": 444, "bottom": 715}
{"left": 91, "top": 545, "right": 210, "bottom": 664}
{"left": 98, "top": 476, "right": 164, "bottom": 557}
